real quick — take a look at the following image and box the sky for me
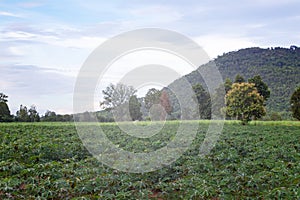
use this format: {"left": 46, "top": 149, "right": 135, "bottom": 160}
{"left": 1, "top": 0, "right": 300, "bottom": 114}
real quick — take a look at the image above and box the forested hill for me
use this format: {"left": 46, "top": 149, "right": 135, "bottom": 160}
{"left": 170, "top": 46, "right": 300, "bottom": 112}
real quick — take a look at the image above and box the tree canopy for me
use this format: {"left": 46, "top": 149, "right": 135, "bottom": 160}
{"left": 144, "top": 88, "right": 161, "bottom": 110}
{"left": 192, "top": 84, "right": 211, "bottom": 119}
{"left": 129, "top": 95, "right": 142, "bottom": 121}
{"left": 100, "top": 83, "right": 137, "bottom": 110}
{"left": 290, "top": 87, "right": 300, "bottom": 120}
{"left": 0, "top": 93, "right": 12, "bottom": 122}
{"left": 0, "top": 102, "right": 12, "bottom": 122}
{"left": 248, "top": 75, "right": 270, "bottom": 101}
{"left": 225, "top": 82, "right": 266, "bottom": 124}
{"left": 234, "top": 74, "right": 245, "bottom": 83}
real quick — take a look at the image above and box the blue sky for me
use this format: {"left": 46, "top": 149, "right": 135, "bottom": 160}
{"left": 1, "top": 0, "right": 300, "bottom": 114}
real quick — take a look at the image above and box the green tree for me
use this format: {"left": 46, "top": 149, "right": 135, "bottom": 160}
{"left": 225, "top": 83, "right": 266, "bottom": 124}
{"left": 0, "top": 93, "right": 12, "bottom": 122}
{"left": 100, "top": 83, "right": 137, "bottom": 110}
{"left": 0, "top": 102, "right": 12, "bottom": 122}
{"left": 212, "top": 83, "right": 226, "bottom": 119}
{"left": 28, "top": 105, "right": 40, "bottom": 122}
{"left": 193, "top": 84, "right": 211, "bottom": 119}
{"left": 16, "top": 105, "right": 30, "bottom": 122}
{"left": 224, "top": 78, "right": 233, "bottom": 93}
{"left": 144, "top": 88, "right": 162, "bottom": 110}
{"left": 42, "top": 110, "right": 57, "bottom": 121}
{"left": 248, "top": 75, "right": 270, "bottom": 101}
{"left": 129, "top": 95, "right": 142, "bottom": 121}
{"left": 290, "top": 87, "right": 300, "bottom": 120}
{"left": 234, "top": 74, "right": 245, "bottom": 83}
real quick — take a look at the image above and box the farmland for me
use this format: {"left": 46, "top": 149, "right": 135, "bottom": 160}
{"left": 0, "top": 121, "right": 300, "bottom": 199}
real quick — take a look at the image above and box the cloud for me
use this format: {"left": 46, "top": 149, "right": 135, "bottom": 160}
{"left": 1, "top": 64, "right": 76, "bottom": 114}
{"left": 0, "top": 65, "right": 75, "bottom": 95}
{"left": 195, "top": 35, "right": 258, "bottom": 59}
{"left": 1, "top": 0, "right": 299, "bottom": 114}
{"left": 0, "top": 11, "right": 22, "bottom": 18}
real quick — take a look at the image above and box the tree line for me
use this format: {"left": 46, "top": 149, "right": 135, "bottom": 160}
{"left": 0, "top": 95, "right": 73, "bottom": 122}
{"left": 1, "top": 74, "right": 299, "bottom": 123}
{"left": 97, "top": 74, "right": 299, "bottom": 124}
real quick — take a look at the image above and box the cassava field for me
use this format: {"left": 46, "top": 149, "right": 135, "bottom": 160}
{"left": 0, "top": 121, "right": 299, "bottom": 199}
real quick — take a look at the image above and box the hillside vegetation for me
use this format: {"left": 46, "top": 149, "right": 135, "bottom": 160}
{"left": 171, "top": 46, "right": 300, "bottom": 113}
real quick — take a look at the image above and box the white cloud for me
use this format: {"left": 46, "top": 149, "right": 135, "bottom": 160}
{"left": 0, "top": 65, "right": 75, "bottom": 114}
{"left": 53, "top": 36, "right": 106, "bottom": 49}
{"left": 194, "top": 35, "right": 258, "bottom": 59}
{"left": 0, "top": 11, "right": 22, "bottom": 18}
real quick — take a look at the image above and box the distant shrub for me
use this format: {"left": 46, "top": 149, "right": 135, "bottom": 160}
{"left": 270, "top": 112, "right": 282, "bottom": 121}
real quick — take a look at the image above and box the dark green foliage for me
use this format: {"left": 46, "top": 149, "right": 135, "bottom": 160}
{"left": 15, "top": 105, "right": 30, "bottom": 122}
{"left": 234, "top": 74, "right": 245, "bottom": 83}
{"left": 56, "top": 114, "right": 73, "bottom": 122}
{"left": 0, "top": 93, "right": 12, "bottom": 122}
{"left": 129, "top": 95, "right": 142, "bottom": 121}
{"left": 95, "top": 110, "right": 114, "bottom": 122}
{"left": 224, "top": 78, "right": 233, "bottom": 93}
{"left": 0, "top": 122, "right": 299, "bottom": 199}
{"left": 144, "top": 88, "right": 161, "bottom": 110}
{"left": 41, "top": 111, "right": 74, "bottom": 122}
{"left": 42, "top": 110, "right": 57, "bottom": 121}
{"left": 193, "top": 84, "right": 211, "bottom": 119}
{"left": 212, "top": 84, "right": 226, "bottom": 119}
{"left": 269, "top": 112, "right": 282, "bottom": 121}
{"left": 248, "top": 75, "right": 271, "bottom": 101}
{"left": 28, "top": 105, "right": 40, "bottom": 122}
{"left": 291, "top": 87, "right": 300, "bottom": 120}
{"left": 0, "top": 102, "right": 12, "bottom": 122}
{"left": 170, "top": 47, "right": 300, "bottom": 112}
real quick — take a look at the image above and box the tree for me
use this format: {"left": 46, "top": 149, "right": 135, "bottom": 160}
{"left": 290, "top": 87, "right": 300, "bottom": 120}
{"left": 212, "top": 83, "right": 226, "bottom": 119}
{"left": 0, "top": 102, "right": 12, "bottom": 122}
{"left": 0, "top": 93, "right": 12, "bottom": 122}
{"left": 16, "top": 105, "right": 30, "bottom": 122}
{"left": 28, "top": 105, "right": 40, "bottom": 122}
{"left": 192, "top": 84, "right": 211, "bottom": 119}
{"left": 144, "top": 88, "right": 161, "bottom": 110}
{"left": 248, "top": 75, "right": 270, "bottom": 101}
{"left": 129, "top": 95, "right": 142, "bottom": 121}
{"left": 42, "top": 110, "right": 57, "bottom": 121}
{"left": 224, "top": 78, "right": 233, "bottom": 93}
{"left": 160, "top": 90, "right": 173, "bottom": 115}
{"left": 0, "top": 93, "right": 8, "bottom": 103}
{"left": 234, "top": 74, "right": 245, "bottom": 83}
{"left": 100, "top": 83, "right": 137, "bottom": 110}
{"left": 225, "top": 83, "right": 266, "bottom": 124}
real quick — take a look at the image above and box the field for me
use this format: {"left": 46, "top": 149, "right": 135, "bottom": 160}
{"left": 0, "top": 121, "right": 300, "bottom": 199}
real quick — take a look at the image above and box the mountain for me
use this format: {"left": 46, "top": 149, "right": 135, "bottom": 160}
{"left": 169, "top": 46, "right": 300, "bottom": 113}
